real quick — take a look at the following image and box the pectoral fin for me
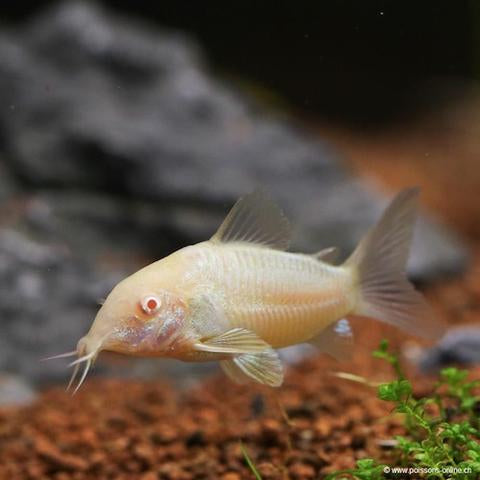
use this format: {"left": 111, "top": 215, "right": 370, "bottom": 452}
{"left": 193, "top": 328, "right": 271, "bottom": 354}
{"left": 220, "top": 349, "right": 284, "bottom": 387}
{"left": 309, "top": 319, "right": 353, "bottom": 361}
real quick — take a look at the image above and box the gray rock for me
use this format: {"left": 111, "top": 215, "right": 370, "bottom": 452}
{"left": 417, "top": 326, "right": 480, "bottom": 372}
{"left": 0, "top": 228, "right": 124, "bottom": 385}
{"left": 0, "top": 160, "right": 17, "bottom": 201}
{"left": 1, "top": 1, "right": 467, "bottom": 276}
{"left": 0, "top": 1, "right": 468, "bottom": 387}
{"left": 0, "top": 374, "right": 36, "bottom": 406}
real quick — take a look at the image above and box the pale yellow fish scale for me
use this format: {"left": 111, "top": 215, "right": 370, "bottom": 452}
{"left": 206, "top": 244, "right": 355, "bottom": 348}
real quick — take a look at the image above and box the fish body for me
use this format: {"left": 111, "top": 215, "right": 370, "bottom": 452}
{"left": 173, "top": 242, "right": 354, "bottom": 349}
{"left": 58, "top": 189, "right": 445, "bottom": 391}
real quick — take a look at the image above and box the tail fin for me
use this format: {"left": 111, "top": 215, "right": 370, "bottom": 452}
{"left": 345, "top": 188, "right": 445, "bottom": 340}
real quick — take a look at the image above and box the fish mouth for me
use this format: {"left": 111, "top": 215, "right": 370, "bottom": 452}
{"left": 41, "top": 335, "right": 105, "bottom": 394}
{"left": 65, "top": 336, "right": 102, "bottom": 394}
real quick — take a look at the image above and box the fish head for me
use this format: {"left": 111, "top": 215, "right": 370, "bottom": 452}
{"left": 79, "top": 270, "right": 188, "bottom": 360}
{"left": 62, "top": 252, "right": 195, "bottom": 393}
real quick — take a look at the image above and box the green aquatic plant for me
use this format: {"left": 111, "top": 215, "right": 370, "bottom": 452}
{"left": 327, "top": 339, "right": 480, "bottom": 480}
{"left": 326, "top": 458, "right": 387, "bottom": 480}
{"left": 240, "top": 441, "right": 263, "bottom": 480}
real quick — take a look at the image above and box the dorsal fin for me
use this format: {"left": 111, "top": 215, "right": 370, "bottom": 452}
{"left": 210, "top": 191, "right": 292, "bottom": 250}
{"left": 313, "top": 246, "right": 340, "bottom": 264}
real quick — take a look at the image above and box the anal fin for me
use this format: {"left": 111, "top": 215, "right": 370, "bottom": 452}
{"left": 309, "top": 319, "right": 353, "bottom": 362}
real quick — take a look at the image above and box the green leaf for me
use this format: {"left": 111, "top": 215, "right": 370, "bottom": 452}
{"left": 378, "top": 379, "right": 412, "bottom": 402}
{"left": 240, "top": 442, "right": 262, "bottom": 480}
{"left": 373, "top": 339, "right": 390, "bottom": 356}
{"left": 441, "top": 367, "right": 468, "bottom": 385}
{"left": 355, "top": 459, "right": 376, "bottom": 469}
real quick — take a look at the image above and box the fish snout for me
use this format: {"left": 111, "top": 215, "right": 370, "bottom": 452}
{"left": 76, "top": 337, "right": 87, "bottom": 356}
{"left": 65, "top": 335, "right": 103, "bottom": 394}
{"left": 75, "top": 334, "right": 103, "bottom": 362}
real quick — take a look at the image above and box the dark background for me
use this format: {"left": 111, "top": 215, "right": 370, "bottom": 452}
{"left": 3, "top": 0, "right": 478, "bottom": 127}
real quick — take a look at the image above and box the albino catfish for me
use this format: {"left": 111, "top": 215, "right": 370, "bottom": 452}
{"left": 48, "top": 188, "right": 445, "bottom": 392}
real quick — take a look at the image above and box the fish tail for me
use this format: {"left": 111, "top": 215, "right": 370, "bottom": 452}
{"left": 344, "top": 188, "right": 445, "bottom": 340}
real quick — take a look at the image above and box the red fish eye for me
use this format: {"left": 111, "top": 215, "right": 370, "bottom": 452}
{"left": 147, "top": 298, "right": 157, "bottom": 310}
{"left": 141, "top": 296, "right": 161, "bottom": 315}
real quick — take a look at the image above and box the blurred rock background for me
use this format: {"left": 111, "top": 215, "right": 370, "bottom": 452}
{"left": 0, "top": 1, "right": 478, "bottom": 400}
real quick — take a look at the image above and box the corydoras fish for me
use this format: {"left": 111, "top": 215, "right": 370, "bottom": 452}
{"left": 51, "top": 188, "right": 445, "bottom": 392}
